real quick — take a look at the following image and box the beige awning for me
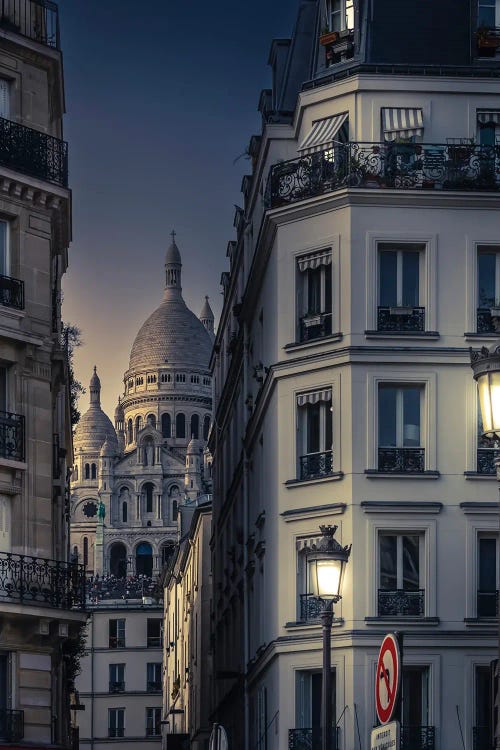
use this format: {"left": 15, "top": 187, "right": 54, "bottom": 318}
{"left": 297, "top": 250, "right": 332, "bottom": 272}
{"left": 382, "top": 107, "right": 424, "bottom": 141}
{"left": 477, "top": 110, "right": 500, "bottom": 125}
{"left": 298, "top": 112, "right": 348, "bottom": 155}
{"left": 297, "top": 389, "right": 332, "bottom": 407}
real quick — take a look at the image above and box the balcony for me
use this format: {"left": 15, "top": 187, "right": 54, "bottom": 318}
{"left": 299, "top": 593, "right": 324, "bottom": 622}
{"left": 401, "top": 726, "right": 435, "bottom": 750}
{"left": 147, "top": 680, "right": 162, "bottom": 692}
{"left": 476, "top": 447, "right": 500, "bottom": 474}
{"left": 473, "top": 726, "right": 493, "bottom": 750}
{"left": 108, "top": 681, "right": 125, "bottom": 693}
{"left": 477, "top": 589, "right": 499, "bottom": 618}
{"left": 109, "top": 636, "right": 126, "bottom": 649}
{"left": 377, "top": 306, "right": 425, "bottom": 333}
{"left": 299, "top": 312, "right": 332, "bottom": 342}
{"left": 0, "top": 0, "right": 59, "bottom": 49}
{"left": 0, "top": 551, "right": 86, "bottom": 609}
{"left": 147, "top": 636, "right": 162, "bottom": 648}
{"left": 289, "top": 727, "right": 340, "bottom": 750}
{"left": 0, "top": 274, "right": 23, "bottom": 310}
{"left": 299, "top": 450, "right": 333, "bottom": 481}
{"left": 266, "top": 142, "right": 500, "bottom": 209}
{"left": 378, "top": 447, "right": 425, "bottom": 473}
{"left": 378, "top": 589, "right": 425, "bottom": 617}
{"left": 0, "top": 709, "right": 24, "bottom": 742}
{"left": 0, "top": 409, "right": 24, "bottom": 462}
{"left": 0, "top": 115, "right": 68, "bottom": 186}
{"left": 108, "top": 728, "right": 124, "bottom": 739}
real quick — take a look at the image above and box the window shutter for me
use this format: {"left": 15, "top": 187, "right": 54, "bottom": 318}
{"left": 0, "top": 80, "right": 10, "bottom": 119}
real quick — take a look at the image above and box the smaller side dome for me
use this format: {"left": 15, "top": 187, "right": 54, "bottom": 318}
{"left": 100, "top": 436, "right": 116, "bottom": 457}
{"left": 166, "top": 239, "right": 181, "bottom": 265}
{"left": 187, "top": 436, "right": 203, "bottom": 454}
{"left": 114, "top": 396, "right": 124, "bottom": 421}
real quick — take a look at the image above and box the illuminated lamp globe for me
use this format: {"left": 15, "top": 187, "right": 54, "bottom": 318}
{"left": 306, "top": 525, "right": 351, "bottom": 602}
{"left": 471, "top": 343, "right": 500, "bottom": 438}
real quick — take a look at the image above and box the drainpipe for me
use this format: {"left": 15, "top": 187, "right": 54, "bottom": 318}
{"left": 242, "top": 322, "right": 250, "bottom": 750}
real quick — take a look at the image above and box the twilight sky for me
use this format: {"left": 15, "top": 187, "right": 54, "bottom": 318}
{"left": 60, "top": 0, "right": 298, "bottom": 420}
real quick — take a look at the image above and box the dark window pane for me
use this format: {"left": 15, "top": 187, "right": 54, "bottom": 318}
{"left": 306, "top": 403, "right": 320, "bottom": 454}
{"left": 402, "top": 535, "right": 420, "bottom": 590}
{"left": 478, "top": 253, "right": 496, "bottom": 308}
{"left": 379, "top": 251, "right": 398, "bottom": 306}
{"left": 402, "top": 252, "right": 420, "bottom": 307}
{"left": 379, "top": 386, "right": 397, "bottom": 446}
{"left": 402, "top": 668, "right": 426, "bottom": 726}
{"left": 403, "top": 387, "right": 421, "bottom": 446}
{"left": 307, "top": 268, "right": 322, "bottom": 314}
{"left": 478, "top": 3, "right": 496, "bottom": 27}
{"left": 479, "top": 538, "right": 497, "bottom": 590}
{"left": 324, "top": 264, "right": 332, "bottom": 314}
{"left": 476, "top": 665, "right": 492, "bottom": 726}
{"left": 480, "top": 124, "right": 496, "bottom": 147}
{"left": 380, "top": 535, "right": 397, "bottom": 590}
{"left": 325, "top": 401, "right": 333, "bottom": 451}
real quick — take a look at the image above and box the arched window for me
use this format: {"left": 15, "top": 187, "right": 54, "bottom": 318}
{"left": 144, "top": 482, "right": 154, "bottom": 513}
{"left": 122, "top": 501, "right": 127, "bottom": 523}
{"left": 176, "top": 413, "right": 185, "bottom": 439}
{"left": 73, "top": 465, "right": 78, "bottom": 481}
{"left": 72, "top": 545, "right": 78, "bottom": 562}
{"left": 161, "top": 542, "right": 176, "bottom": 566}
{"left": 136, "top": 542, "right": 153, "bottom": 576}
{"left": 170, "top": 485, "right": 180, "bottom": 522}
{"left": 143, "top": 439, "right": 154, "bottom": 467}
{"left": 135, "top": 416, "right": 142, "bottom": 435}
{"left": 162, "top": 413, "right": 171, "bottom": 438}
{"left": 203, "top": 415, "right": 210, "bottom": 440}
{"left": 190, "top": 413, "right": 199, "bottom": 439}
{"left": 84, "top": 463, "right": 90, "bottom": 480}
{"left": 128, "top": 419, "right": 133, "bottom": 443}
{"left": 91, "top": 463, "right": 97, "bottom": 480}
{"left": 146, "top": 414, "right": 156, "bottom": 429}
{"left": 83, "top": 537, "right": 88, "bottom": 567}
{"left": 172, "top": 499, "right": 178, "bottom": 520}
{"left": 110, "top": 542, "right": 127, "bottom": 578}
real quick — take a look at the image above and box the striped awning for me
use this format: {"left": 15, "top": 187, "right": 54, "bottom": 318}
{"left": 296, "top": 536, "right": 323, "bottom": 551}
{"left": 297, "top": 388, "right": 332, "bottom": 407}
{"left": 297, "top": 250, "right": 332, "bottom": 272}
{"left": 298, "top": 112, "right": 348, "bottom": 155}
{"left": 477, "top": 110, "right": 500, "bottom": 125}
{"left": 382, "top": 108, "right": 424, "bottom": 141}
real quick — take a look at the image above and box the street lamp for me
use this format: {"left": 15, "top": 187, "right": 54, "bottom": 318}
{"left": 306, "top": 525, "right": 351, "bottom": 750}
{"left": 470, "top": 344, "right": 500, "bottom": 750}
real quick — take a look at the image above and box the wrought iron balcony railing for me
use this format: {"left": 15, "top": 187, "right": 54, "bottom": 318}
{"left": 0, "top": 709, "right": 24, "bottom": 742}
{"left": 0, "top": 0, "right": 59, "bottom": 48}
{"left": 0, "top": 550, "right": 85, "bottom": 609}
{"left": 266, "top": 142, "right": 500, "bottom": 208}
{"left": 289, "top": 727, "right": 340, "bottom": 750}
{"left": 299, "top": 450, "right": 333, "bottom": 480}
{"left": 108, "top": 681, "right": 125, "bottom": 693}
{"left": 108, "top": 728, "right": 124, "bottom": 738}
{"left": 477, "top": 589, "right": 499, "bottom": 618}
{"left": 109, "top": 636, "right": 126, "bottom": 649}
{"left": 400, "top": 725, "right": 435, "bottom": 750}
{"left": 147, "top": 636, "right": 162, "bottom": 648}
{"left": 378, "top": 447, "right": 425, "bottom": 473}
{"left": 477, "top": 308, "right": 497, "bottom": 334}
{"left": 299, "top": 593, "right": 324, "bottom": 622}
{"left": 0, "top": 115, "right": 68, "bottom": 186}
{"left": 147, "top": 680, "right": 162, "bottom": 692}
{"left": 473, "top": 725, "right": 493, "bottom": 750}
{"left": 377, "top": 306, "right": 425, "bottom": 332}
{"left": 0, "top": 273, "right": 23, "bottom": 310}
{"left": 378, "top": 589, "right": 425, "bottom": 617}
{"left": 299, "top": 312, "right": 332, "bottom": 342}
{"left": 0, "top": 409, "right": 24, "bottom": 462}
{"left": 476, "top": 447, "right": 500, "bottom": 474}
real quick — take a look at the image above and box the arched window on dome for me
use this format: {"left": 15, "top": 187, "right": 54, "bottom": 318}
{"left": 176, "top": 413, "right": 186, "bottom": 439}
{"left": 73, "top": 465, "right": 78, "bottom": 481}
{"left": 190, "top": 414, "right": 199, "bottom": 439}
{"left": 83, "top": 537, "right": 88, "bottom": 567}
{"left": 84, "top": 463, "right": 90, "bottom": 480}
{"left": 203, "top": 415, "right": 210, "bottom": 441}
{"left": 169, "top": 485, "right": 179, "bottom": 522}
{"left": 122, "top": 501, "right": 127, "bottom": 523}
{"left": 144, "top": 482, "right": 154, "bottom": 513}
{"left": 91, "top": 463, "right": 97, "bottom": 480}
{"left": 135, "top": 416, "right": 143, "bottom": 439}
{"left": 127, "top": 419, "right": 133, "bottom": 443}
{"left": 162, "top": 413, "right": 171, "bottom": 439}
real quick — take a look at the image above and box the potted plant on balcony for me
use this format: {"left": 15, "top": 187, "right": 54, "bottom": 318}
{"left": 476, "top": 25, "right": 500, "bottom": 55}
{"left": 319, "top": 26, "right": 339, "bottom": 46}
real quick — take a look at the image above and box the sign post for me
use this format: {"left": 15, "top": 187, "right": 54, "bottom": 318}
{"left": 371, "top": 633, "right": 403, "bottom": 750}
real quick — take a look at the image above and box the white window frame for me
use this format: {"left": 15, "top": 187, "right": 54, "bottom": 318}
{"left": 378, "top": 245, "right": 423, "bottom": 308}
{"left": 366, "top": 233, "right": 437, "bottom": 333}
{"left": 378, "top": 531, "right": 424, "bottom": 590}
{"left": 295, "top": 250, "right": 333, "bottom": 341}
{"left": 465, "top": 241, "right": 500, "bottom": 335}
{"left": 146, "top": 707, "right": 162, "bottom": 737}
{"left": 377, "top": 384, "right": 424, "bottom": 449}
{"left": 477, "top": 532, "right": 499, "bottom": 615}
{"left": 108, "top": 708, "right": 125, "bottom": 737}
{"left": 293, "top": 373, "right": 342, "bottom": 478}
{"left": 327, "top": 0, "right": 354, "bottom": 32}
{"left": 477, "top": 0, "right": 500, "bottom": 27}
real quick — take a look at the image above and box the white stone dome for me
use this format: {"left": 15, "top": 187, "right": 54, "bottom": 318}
{"left": 73, "top": 368, "right": 118, "bottom": 453}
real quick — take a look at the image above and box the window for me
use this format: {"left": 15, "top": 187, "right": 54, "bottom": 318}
{"left": 255, "top": 686, "right": 267, "bottom": 750}
{"left": 127, "top": 419, "right": 133, "bottom": 443}
{"left": 91, "top": 463, "right": 97, "bottom": 480}
{"left": 108, "top": 708, "right": 125, "bottom": 738}
{"left": 144, "top": 483, "right": 154, "bottom": 513}
{"left": 73, "top": 465, "right": 78, "bottom": 481}
{"left": 475, "top": 665, "right": 493, "bottom": 747}
{"left": 0, "top": 653, "right": 7, "bottom": 713}
{"left": 135, "top": 416, "right": 142, "bottom": 435}
{"left": 478, "top": 535, "right": 498, "bottom": 617}
{"left": 109, "top": 664, "right": 125, "bottom": 693}
{"left": 176, "top": 413, "right": 186, "bottom": 439}
{"left": 327, "top": 0, "right": 354, "bottom": 31}
{"left": 378, "top": 384, "right": 424, "bottom": 472}
{"left": 477, "top": 247, "right": 500, "bottom": 333}
{"left": 294, "top": 670, "right": 336, "bottom": 747}
{"left": 0, "top": 79, "right": 10, "bottom": 120}
{"left": 147, "top": 662, "right": 162, "bottom": 692}
{"left": 0, "top": 494, "right": 11, "bottom": 553}
{"left": 83, "top": 501, "right": 97, "bottom": 518}
{"left": 401, "top": 667, "right": 429, "bottom": 728}
{"left": 191, "top": 374, "right": 200, "bottom": 384}
{"left": 161, "top": 372, "right": 171, "bottom": 383}
{"left": 378, "top": 244, "right": 424, "bottom": 332}
{"left": 162, "top": 412, "right": 171, "bottom": 438}
{"left": 378, "top": 533, "right": 424, "bottom": 616}
{"left": 176, "top": 373, "right": 186, "bottom": 383}
{"left": 83, "top": 537, "right": 88, "bottom": 567}
{"left": 161, "top": 542, "right": 176, "bottom": 566}
{"left": 146, "top": 707, "right": 161, "bottom": 737}
{"left": 122, "top": 501, "right": 127, "bottom": 523}
{"left": 109, "top": 618, "right": 125, "bottom": 648}
{"left": 296, "top": 251, "right": 332, "bottom": 342}
{"left": 147, "top": 619, "right": 162, "bottom": 648}
{"left": 296, "top": 390, "right": 333, "bottom": 480}
{"left": 190, "top": 413, "right": 199, "bottom": 439}
{"left": 478, "top": 0, "right": 500, "bottom": 27}
{"left": 84, "top": 463, "right": 90, "bottom": 480}
{"left": 203, "top": 415, "right": 210, "bottom": 440}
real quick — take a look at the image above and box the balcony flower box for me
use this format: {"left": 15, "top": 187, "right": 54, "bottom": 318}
{"left": 302, "top": 313, "right": 322, "bottom": 327}
{"left": 389, "top": 306, "right": 414, "bottom": 316}
{"left": 319, "top": 30, "right": 339, "bottom": 46}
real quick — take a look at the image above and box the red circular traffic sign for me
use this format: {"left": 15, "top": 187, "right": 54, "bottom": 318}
{"left": 375, "top": 634, "right": 401, "bottom": 724}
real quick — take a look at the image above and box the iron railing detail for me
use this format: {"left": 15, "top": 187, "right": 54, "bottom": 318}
{"left": 108, "top": 681, "right": 125, "bottom": 693}
{"left": 299, "top": 312, "right": 332, "bottom": 342}
{"left": 147, "top": 680, "right": 162, "bottom": 692}
{"left": 299, "top": 593, "right": 325, "bottom": 622}
{"left": 378, "top": 447, "right": 425, "bottom": 473}
{"left": 289, "top": 727, "right": 340, "bottom": 750}
{"left": 0, "top": 409, "right": 24, "bottom": 462}
{"left": 377, "top": 306, "right": 425, "bottom": 332}
{"left": 477, "top": 589, "right": 499, "bottom": 618}
{"left": 0, "top": 274, "right": 23, "bottom": 310}
{"left": 266, "top": 142, "right": 500, "bottom": 208}
{"left": 378, "top": 589, "right": 425, "bottom": 617}
{"left": 477, "top": 308, "right": 497, "bottom": 334}
{"left": 476, "top": 447, "right": 500, "bottom": 474}
{"left": 473, "top": 726, "right": 493, "bottom": 750}
{"left": 0, "top": 0, "right": 59, "bottom": 48}
{"left": 0, "top": 709, "right": 24, "bottom": 742}
{"left": 0, "top": 550, "right": 85, "bottom": 609}
{"left": 108, "top": 728, "right": 124, "bottom": 738}
{"left": 0, "top": 115, "right": 68, "bottom": 186}
{"left": 400, "top": 726, "right": 435, "bottom": 750}
{"left": 299, "top": 450, "right": 333, "bottom": 480}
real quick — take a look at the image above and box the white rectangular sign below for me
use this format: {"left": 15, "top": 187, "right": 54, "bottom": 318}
{"left": 371, "top": 721, "right": 400, "bottom": 750}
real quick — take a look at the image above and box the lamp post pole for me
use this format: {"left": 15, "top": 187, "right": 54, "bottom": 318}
{"left": 321, "top": 600, "right": 334, "bottom": 750}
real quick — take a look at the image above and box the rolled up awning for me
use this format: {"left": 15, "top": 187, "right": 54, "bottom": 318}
{"left": 382, "top": 107, "right": 424, "bottom": 141}
{"left": 297, "top": 388, "right": 332, "bottom": 407}
{"left": 297, "top": 250, "right": 332, "bottom": 272}
{"left": 298, "top": 112, "right": 348, "bottom": 155}
{"left": 477, "top": 110, "right": 500, "bottom": 125}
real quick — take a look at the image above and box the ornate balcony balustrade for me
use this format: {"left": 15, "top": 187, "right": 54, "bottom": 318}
{"left": 400, "top": 726, "right": 435, "bottom": 750}
{"left": 0, "top": 409, "right": 24, "bottom": 462}
{"left": 473, "top": 726, "right": 493, "bottom": 750}
{"left": 299, "top": 450, "right": 333, "bottom": 480}
{"left": 299, "top": 593, "right": 324, "bottom": 622}
{"left": 378, "top": 589, "right": 425, "bottom": 617}
{"left": 477, "top": 308, "right": 497, "bottom": 334}
{"left": 477, "top": 589, "right": 499, "bottom": 618}
{"left": 0, "top": 709, "right": 24, "bottom": 743}
{"left": 476, "top": 447, "right": 500, "bottom": 474}
{"left": 266, "top": 142, "right": 500, "bottom": 208}
{"left": 108, "top": 681, "right": 125, "bottom": 693}
{"left": 147, "top": 680, "right": 162, "bottom": 692}
{"left": 0, "top": 0, "right": 59, "bottom": 48}
{"left": 299, "top": 312, "right": 332, "bottom": 342}
{"left": 378, "top": 447, "right": 425, "bottom": 473}
{"left": 0, "top": 273, "right": 23, "bottom": 310}
{"left": 0, "top": 115, "right": 68, "bottom": 186}
{"left": 288, "top": 727, "right": 340, "bottom": 750}
{"left": 377, "top": 306, "right": 425, "bottom": 332}
{"left": 0, "top": 551, "right": 86, "bottom": 609}
{"left": 108, "top": 728, "right": 124, "bottom": 739}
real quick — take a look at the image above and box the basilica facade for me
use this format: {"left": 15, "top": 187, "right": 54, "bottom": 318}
{"left": 69, "top": 238, "right": 214, "bottom": 579}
